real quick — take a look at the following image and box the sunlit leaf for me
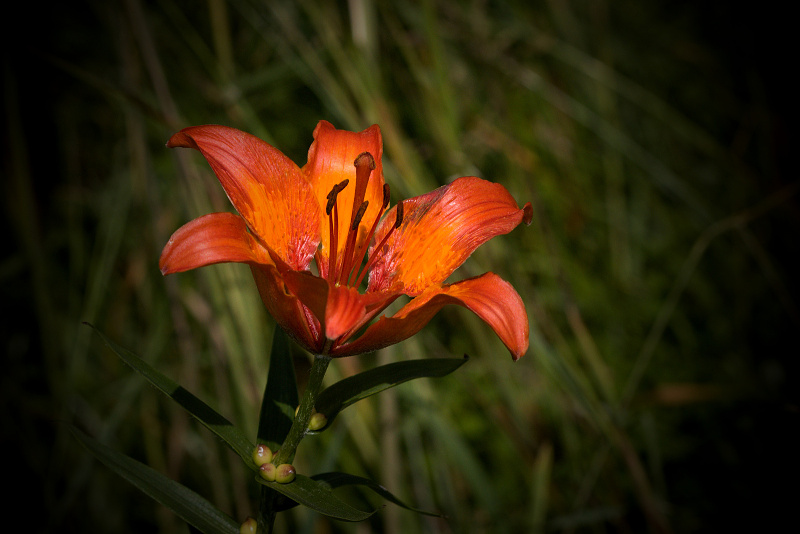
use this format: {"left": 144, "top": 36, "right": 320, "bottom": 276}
{"left": 314, "top": 355, "right": 469, "bottom": 430}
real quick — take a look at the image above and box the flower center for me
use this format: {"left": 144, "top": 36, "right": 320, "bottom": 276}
{"left": 323, "top": 152, "right": 404, "bottom": 290}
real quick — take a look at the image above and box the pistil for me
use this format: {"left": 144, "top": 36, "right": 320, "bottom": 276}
{"left": 338, "top": 200, "right": 369, "bottom": 285}
{"left": 321, "top": 151, "right": 405, "bottom": 291}
{"left": 337, "top": 153, "right": 375, "bottom": 284}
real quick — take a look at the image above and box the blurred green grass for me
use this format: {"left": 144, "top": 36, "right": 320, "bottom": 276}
{"left": 2, "top": 0, "right": 798, "bottom": 532}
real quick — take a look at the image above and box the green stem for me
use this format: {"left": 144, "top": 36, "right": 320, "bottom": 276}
{"left": 274, "top": 353, "right": 331, "bottom": 465}
{"left": 257, "top": 354, "right": 331, "bottom": 533}
{"left": 257, "top": 490, "right": 278, "bottom": 534}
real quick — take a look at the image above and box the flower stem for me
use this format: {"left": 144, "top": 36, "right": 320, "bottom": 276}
{"left": 274, "top": 353, "right": 331, "bottom": 465}
{"left": 257, "top": 354, "right": 331, "bottom": 533}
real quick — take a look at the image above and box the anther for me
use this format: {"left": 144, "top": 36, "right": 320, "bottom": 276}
{"left": 351, "top": 201, "right": 369, "bottom": 231}
{"left": 394, "top": 200, "right": 404, "bottom": 228}
{"left": 326, "top": 179, "right": 349, "bottom": 279}
{"left": 382, "top": 184, "right": 391, "bottom": 208}
{"left": 353, "top": 200, "right": 405, "bottom": 289}
{"left": 326, "top": 179, "right": 349, "bottom": 215}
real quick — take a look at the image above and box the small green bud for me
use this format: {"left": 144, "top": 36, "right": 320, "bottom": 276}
{"left": 259, "top": 462, "right": 277, "bottom": 482}
{"left": 308, "top": 411, "right": 328, "bottom": 431}
{"left": 252, "top": 443, "right": 273, "bottom": 466}
{"left": 276, "top": 463, "right": 296, "bottom": 483}
{"left": 239, "top": 517, "right": 257, "bottom": 534}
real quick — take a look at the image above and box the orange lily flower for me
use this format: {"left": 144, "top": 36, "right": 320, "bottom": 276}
{"left": 160, "top": 121, "right": 533, "bottom": 359}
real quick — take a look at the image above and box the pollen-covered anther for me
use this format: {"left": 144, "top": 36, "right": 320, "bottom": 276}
{"left": 326, "top": 179, "right": 349, "bottom": 215}
{"left": 381, "top": 183, "right": 391, "bottom": 209}
{"left": 325, "top": 179, "right": 350, "bottom": 278}
{"left": 394, "top": 200, "right": 404, "bottom": 228}
{"left": 352, "top": 201, "right": 369, "bottom": 231}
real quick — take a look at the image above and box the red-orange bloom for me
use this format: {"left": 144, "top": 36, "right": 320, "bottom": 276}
{"left": 160, "top": 121, "right": 533, "bottom": 359}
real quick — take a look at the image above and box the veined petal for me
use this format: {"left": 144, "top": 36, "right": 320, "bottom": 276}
{"left": 368, "top": 176, "right": 533, "bottom": 295}
{"left": 303, "top": 120, "right": 386, "bottom": 277}
{"left": 339, "top": 272, "right": 529, "bottom": 359}
{"left": 167, "top": 125, "right": 321, "bottom": 270}
{"left": 282, "top": 271, "right": 398, "bottom": 343}
{"left": 159, "top": 212, "right": 272, "bottom": 274}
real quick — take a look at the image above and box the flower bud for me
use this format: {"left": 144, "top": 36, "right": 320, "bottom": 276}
{"left": 252, "top": 443, "right": 273, "bottom": 466}
{"left": 239, "top": 517, "right": 257, "bottom": 534}
{"left": 276, "top": 463, "right": 296, "bottom": 483}
{"left": 259, "top": 462, "right": 277, "bottom": 482}
{"left": 308, "top": 412, "right": 328, "bottom": 431}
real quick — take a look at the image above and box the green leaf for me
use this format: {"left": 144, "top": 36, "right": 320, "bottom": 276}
{"left": 256, "top": 326, "right": 299, "bottom": 450}
{"left": 312, "top": 472, "right": 444, "bottom": 517}
{"left": 84, "top": 323, "right": 256, "bottom": 468}
{"left": 270, "top": 472, "right": 444, "bottom": 517}
{"left": 314, "top": 355, "right": 469, "bottom": 430}
{"left": 71, "top": 426, "right": 240, "bottom": 534}
{"left": 256, "top": 474, "right": 377, "bottom": 522}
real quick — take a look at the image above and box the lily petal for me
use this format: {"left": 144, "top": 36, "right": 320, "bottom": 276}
{"left": 303, "top": 120, "right": 386, "bottom": 277}
{"left": 168, "top": 125, "right": 321, "bottom": 270}
{"left": 282, "top": 270, "right": 398, "bottom": 343}
{"left": 250, "top": 264, "right": 322, "bottom": 354}
{"left": 368, "top": 176, "right": 533, "bottom": 295}
{"left": 159, "top": 212, "right": 271, "bottom": 274}
{"left": 339, "top": 272, "right": 529, "bottom": 359}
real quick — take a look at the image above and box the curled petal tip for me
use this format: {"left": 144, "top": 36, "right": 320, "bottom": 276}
{"left": 166, "top": 130, "right": 194, "bottom": 149}
{"left": 158, "top": 248, "right": 171, "bottom": 275}
{"left": 522, "top": 202, "right": 533, "bottom": 226}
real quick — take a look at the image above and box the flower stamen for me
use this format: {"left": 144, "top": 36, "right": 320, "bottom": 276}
{"left": 339, "top": 200, "right": 369, "bottom": 285}
{"left": 330, "top": 152, "right": 374, "bottom": 286}
{"left": 348, "top": 184, "right": 392, "bottom": 286}
{"left": 323, "top": 153, "right": 404, "bottom": 291}
{"left": 354, "top": 200, "right": 404, "bottom": 289}
{"left": 325, "top": 179, "right": 349, "bottom": 280}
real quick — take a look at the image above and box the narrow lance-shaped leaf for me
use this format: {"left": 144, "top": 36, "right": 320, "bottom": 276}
{"left": 264, "top": 472, "right": 444, "bottom": 517}
{"left": 313, "top": 355, "right": 469, "bottom": 430}
{"left": 312, "top": 472, "right": 444, "bottom": 517}
{"left": 84, "top": 323, "right": 255, "bottom": 467}
{"left": 255, "top": 474, "right": 378, "bottom": 522}
{"left": 71, "top": 426, "right": 240, "bottom": 534}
